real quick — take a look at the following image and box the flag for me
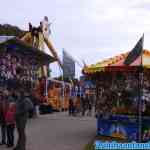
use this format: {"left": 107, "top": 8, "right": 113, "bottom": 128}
{"left": 63, "top": 50, "right": 75, "bottom": 79}
{"left": 124, "top": 35, "right": 144, "bottom": 65}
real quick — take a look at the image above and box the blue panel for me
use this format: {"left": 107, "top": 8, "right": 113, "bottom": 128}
{"left": 97, "top": 116, "right": 139, "bottom": 141}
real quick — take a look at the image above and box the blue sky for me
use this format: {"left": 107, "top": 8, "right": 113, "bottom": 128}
{"left": 1, "top": 0, "right": 150, "bottom": 77}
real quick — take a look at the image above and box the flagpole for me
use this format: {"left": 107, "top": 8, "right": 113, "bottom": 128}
{"left": 138, "top": 34, "right": 144, "bottom": 142}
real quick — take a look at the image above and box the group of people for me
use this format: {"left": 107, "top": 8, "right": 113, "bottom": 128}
{"left": 68, "top": 95, "right": 94, "bottom": 117}
{"left": 0, "top": 52, "right": 39, "bottom": 92}
{"left": 0, "top": 88, "right": 36, "bottom": 150}
{"left": 0, "top": 53, "right": 37, "bottom": 82}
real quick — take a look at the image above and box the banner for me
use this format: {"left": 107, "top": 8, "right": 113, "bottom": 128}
{"left": 63, "top": 50, "right": 75, "bottom": 79}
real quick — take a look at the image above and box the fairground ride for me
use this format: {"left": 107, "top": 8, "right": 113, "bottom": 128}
{"left": 20, "top": 17, "right": 70, "bottom": 111}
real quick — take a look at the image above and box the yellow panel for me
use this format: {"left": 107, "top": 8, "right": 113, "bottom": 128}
{"left": 143, "top": 55, "right": 150, "bottom": 66}
{"left": 83, "top": 50, "right": 150, "bottom": 74}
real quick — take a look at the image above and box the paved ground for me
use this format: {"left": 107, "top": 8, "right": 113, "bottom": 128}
{"left": 1, "top": 112, "right": 96, "bottom": 150}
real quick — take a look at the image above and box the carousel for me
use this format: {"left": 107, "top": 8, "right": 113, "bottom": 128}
{"left": 83, "top": 38, "right": 150, "bottom": 142}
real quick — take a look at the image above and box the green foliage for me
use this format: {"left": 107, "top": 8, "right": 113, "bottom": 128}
{"left": 0, "top": 24, "right": 25, "bottom": 37}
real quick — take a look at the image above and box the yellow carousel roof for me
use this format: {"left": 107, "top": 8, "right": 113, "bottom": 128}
{"left": 83, "top": 49, "right": 150, "bottom": 74}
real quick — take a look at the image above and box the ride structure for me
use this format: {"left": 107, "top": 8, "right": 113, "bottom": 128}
{"left": 20, "top": 17, "right": 71, "bottom": 111}
{"left": 21, "top": 16, "right": 63, "bottom": 72}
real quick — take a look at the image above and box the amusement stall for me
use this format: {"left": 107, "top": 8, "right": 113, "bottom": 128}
{"left": 0, "top": 37, "right": 55, "bottom": 90}
{"left": 83, "top": 48, "right": 150, "bottom": 142}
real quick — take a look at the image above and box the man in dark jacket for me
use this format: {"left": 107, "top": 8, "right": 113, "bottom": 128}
{"left": 13, "top": 90, "right": 31, "bottom": 150}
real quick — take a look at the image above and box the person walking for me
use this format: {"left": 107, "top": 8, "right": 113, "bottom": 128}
{"left": 5, "top": 102, "right": 16, "bottom": 147}
{"left": 81, "top": 96, "right": 86, "bottom": 116}
{"left": 13, "top": 90, "right": 29, "bottom": 150}
{"left": 74, "top": 95, "right": 81, "bottom": 116}
{"left": 0, "top": 91, "right": 7, "bottom": 145}
{"left": 68, "top": 98, "right": 74, "bottom": 116}
{"left": 87, "top": 99, "right": 92, "bottom": 116}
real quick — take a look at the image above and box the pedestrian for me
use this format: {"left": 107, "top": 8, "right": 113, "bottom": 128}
{"left": 87, "top": 100, "right": 92, "bottom": 116}
{"left": 5, "top": 102, "right": 16, "bottom": 147}
{"left": 81, "top": 96, "right": 86, "bottom": 116}
{"left": 74, "top": 95, "right": 81, "bottom": 116}
{"left": 0, "top": 91, "right": 7, "bottom": 145}
{"left": 68, "top": 98, "right": 74, "bottom": 116}
{"left": 13, "top": 90, "right": 29, "bottom": 150}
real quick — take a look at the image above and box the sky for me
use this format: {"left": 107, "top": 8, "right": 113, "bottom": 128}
{"left": 1, "top": 0, "right": 150, "bottom": 78}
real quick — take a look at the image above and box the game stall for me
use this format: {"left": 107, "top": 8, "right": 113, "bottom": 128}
{"left": 0, "top": 37, "right": 55, "bottom": 90}
{"left": 83, "top": 49, "right": 150, "bottom": 142}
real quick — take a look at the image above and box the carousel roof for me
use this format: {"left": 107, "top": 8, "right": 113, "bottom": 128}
{"left": 83, "top": 49, "right": 150, "bottom": 74}
{"left": 0, "top": 37, "right": 56, "bottom": 65}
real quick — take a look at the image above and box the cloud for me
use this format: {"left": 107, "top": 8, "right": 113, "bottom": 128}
{"left": 1, "top": 0, "right": 150, "bottom": 77}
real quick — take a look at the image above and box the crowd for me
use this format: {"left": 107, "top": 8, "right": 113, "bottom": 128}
{"left": 68, "top": 85, "right": 95, "bottom": 117}
{"left": 0, "top": 52, "right": 38, "bottom": 88}
{"left": 68, "top": 96, "right": 93, "bottom": 117}
{"left": 0, "top": 88, "right": 37, "bottom": 150}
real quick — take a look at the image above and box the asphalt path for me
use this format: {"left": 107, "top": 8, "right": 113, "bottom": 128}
{"left": 1, "top": 112, "right": 96, "bottom": 150}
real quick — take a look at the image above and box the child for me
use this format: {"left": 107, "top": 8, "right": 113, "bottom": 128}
{"left": 5, "top": 102, "right": 16, "bottom": 147}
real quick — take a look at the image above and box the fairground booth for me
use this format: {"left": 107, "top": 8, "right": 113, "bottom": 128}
{"left": 0, "top": 36, "right": 55, "bottom": 96}
{"left": 83, "top": 38, "right": 150, "bottom": 142}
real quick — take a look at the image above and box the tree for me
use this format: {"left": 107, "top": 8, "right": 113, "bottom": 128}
{"left": 0, "top": 24, "right": 25, "bottom": 37}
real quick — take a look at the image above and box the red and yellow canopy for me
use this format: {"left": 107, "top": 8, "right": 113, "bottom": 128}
{"left": 83, "top": 49, "right": 150, "bottom": 74}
